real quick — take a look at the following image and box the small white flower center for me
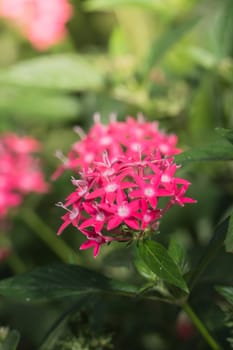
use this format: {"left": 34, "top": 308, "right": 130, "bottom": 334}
{"left": 69, "top": 208, "right": 79, "bottom": 220}
{"left": 96, "top": 213, "right": 105, "bottom": 221}
{"left": 84, "top": 153, "right": 94, "bottom": 163}
{"left": 117, "top": 205, "right": 130, "bottom": 218}
{"left": 159, "top": 144, "right": 169, "bottom": 153}
{"left": 105, "top": 183, "right": 118, "bottom": 193}
{"left": 161, "top": 174, "right": 171, "bottom": 183}
{"left": 103, "top": 168, "right": 115, "bottom": 177}
{"left": 100, "top": 136, "right": 112, "bottom": 146}
{"left": 144, "top": 187, "right": 155, "bottom": 197}
{"left": 143, "top": 213, "right": 152, "bottom": 222}
{"left": 130, "top": 142, "right": 141, "bottom": 152}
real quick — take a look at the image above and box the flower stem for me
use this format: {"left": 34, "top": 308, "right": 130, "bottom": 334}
{"left": 183, "top": 302, "right": 222, "bottom": 350}
{"left": 20, "top": 208, "right": 82, "bottom": 265}
{"left": 7, "top": 251, "right": 27, "bottom": 274}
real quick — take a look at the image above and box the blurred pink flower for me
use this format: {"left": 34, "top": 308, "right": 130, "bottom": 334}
{"left": 0, "top": 0, "right": 73, "bottom": 50}
{"left": 0, "top": 133, "right": 48, "bottom": 218}
{"left": 56, "top": 116, "right": 196, "bottom": 257}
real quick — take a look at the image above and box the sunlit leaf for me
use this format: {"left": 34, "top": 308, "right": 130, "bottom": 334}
{"left": 139, "top": 240, "right": 189, "bottom": 292}
{"left": 140, "top": 16, "right": 199, "bottom": 78}
{"left": 0, "top": 264, "right": 138, "bottom": 302}
{"left": 0, "top": 54, "right": 104, "bottom": 91}
{"left": 84, "top": 0, "right": 163, "bottom": 11}
{"left": 0, "top": 87, "right": 79, "bottom": 121}
{"left": 1, "top": 330, "right": 20, "bottom": 350}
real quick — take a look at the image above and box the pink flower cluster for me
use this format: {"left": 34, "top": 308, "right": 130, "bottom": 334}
{"left": 0, "top": 133, "right": 48, "bottom": 218}
{"left": 56, "top": 115, "right": 196, "bottom": 257}
{"left": 53, "top": 114, "right": 181, "bottom": 180}
{"left": 0, "top": 0, "right": 73, "bottom": 50}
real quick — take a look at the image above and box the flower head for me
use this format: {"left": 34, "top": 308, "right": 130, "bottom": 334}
{"left": 56, "top": 116, "right": 196, "bottom": 257}
{"left": 0, "top": 133, "right": 48, "bottom": 219}
{"left": 0, "top": 0, "right": 73, "bottom": 50}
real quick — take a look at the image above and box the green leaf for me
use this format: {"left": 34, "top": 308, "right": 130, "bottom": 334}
{"left": 1, "top": 330, "right": 20, "bottom": 350}
{"left": 175, "top": 142, "right": 233, "bottom": 165}
{"left": 215, "top": 128, "right": 233, "bottom": 145}
{"left": 0, "top": 87, "right": 79, "bottom": 122}
{"left": 0, "top": 264, "right": 138, "bottom": 302}
{"left": 139, "top": 240, "right": 189, "bottom": 292}
{"left": 216, "top": 286, "right": 233, "bottom": 307}
{"left": 168, "top": 238, "right": 187, "bottom": 273}
{"left": 134, "top": 255, "right": 157, "bottom": 281}
{"left": 84, "top": 0, "right": 162, "bottom": 11}
{"left": 225, "top": 212, "right": 233, "bottom": 253}
{"left": 188, "top": 217, "right": 230, "bottom": 289}
{"left": 0, "top": 54, "right": 103, "bottom": 92}
{"left": 141, "top": 16, "right": 199, "bottom": 78}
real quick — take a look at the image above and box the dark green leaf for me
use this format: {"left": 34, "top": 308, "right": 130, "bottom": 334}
{"left": 0, "top": 264, "right": 138, "bottom": 302}
{"left": 141, "top": 16, "right": 199, "bottom": 78}
{"left": 188, "top": 217, "right": 230, "bottom": 289}
{"left": 175, "top": 142, "right": 233, "bottom": 165}
{"left": 0, "top": 54, "right": 103, "bottom": 91}
{"left": 139, "top": 240, "right": 189, "bottom": 292}
{"left": 216, "top": 286, "right": 233, "bottom": 306}
{"left": 215, "top": 128, "right": 233, "bottom": 145}
{"left": 1, "top": 330, "right": 20, "bottom": 350}
{"left": 225, "top": 212, "right": 233, "bottom": 253}
{"left": 168, "top": 238, "right": 187, "bottom": 273}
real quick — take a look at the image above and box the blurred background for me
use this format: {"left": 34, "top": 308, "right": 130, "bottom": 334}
{"left": 0, "top": 0, "right": 233, "bottom": 349}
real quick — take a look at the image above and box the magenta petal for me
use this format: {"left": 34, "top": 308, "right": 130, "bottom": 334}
{"left": 125, "top": 218, "right": 140, "bottom": 230}
{"left": 57, "top": 220, "right": 70, "bottom": 235}
{"left": 107, "top": 216, "right": 122, "bottom": 230}
{"left": 80, "top": 240, "right": 95, "bottom": 250}
{"left": 93, "top": 244, "right": 101, "bottom": 257}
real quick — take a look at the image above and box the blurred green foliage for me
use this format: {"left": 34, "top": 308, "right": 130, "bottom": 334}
{"left": 0, "top": 0, "right": 233, "bottom": 349}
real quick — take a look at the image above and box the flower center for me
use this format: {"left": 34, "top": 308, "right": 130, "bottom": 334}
{"left": 100, "top": 136, "right": 112, "bottom": 146}
{"left": 161, "top": 174, "right": 171, "bottom": 183}
{"left": 144, "top": 187, "right": 155, "bottom": 197}
{"left": 143, "top": 213, "right": 152, "bottom": 222}
{"left": 117, "top": 204, "right": 130, "bottom": 218}
{"left": 96, "top": 212, "right": 105, "bottom": 221}
{"left": 105, "top": 183, "right": 118, "bottom": 193}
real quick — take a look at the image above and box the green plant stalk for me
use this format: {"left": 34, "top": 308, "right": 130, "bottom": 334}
{"left": 7, "top": 252, "right": 27, "bottom": 274}
{"left": 20, "top": 208, "right": 82, "bottom": 265}
{"left": 183, "top": 303, "right": 222, "bottom": 350}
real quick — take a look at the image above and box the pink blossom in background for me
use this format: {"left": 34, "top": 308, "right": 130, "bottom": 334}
{"left": 0, "top": 133, "right": 48, "bottom": 219}
{"left": 56, "top": 115, "right": 196, "bottom": 257}
{"left": 0, "top": 0, "right": 73, "bottom": 50}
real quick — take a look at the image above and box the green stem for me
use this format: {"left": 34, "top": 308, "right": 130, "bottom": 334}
{"left": 20, "top": 208, "right": 82, "bottom": 265}
{"left": 183, "top": 303, "right": 222, "bottom": 350}
{"left": 7, "top": 252, "right": 27, "bottom": 274}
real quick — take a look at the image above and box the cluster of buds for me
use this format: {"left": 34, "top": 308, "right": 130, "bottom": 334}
{"left": 0, "top": 133, "right": 48, "bottom": 218}
{"left": 0, "top": 0, "right": 73, "bottom": 50}
{"left": 56, "top": 115, "right": 196, "bottom": 257}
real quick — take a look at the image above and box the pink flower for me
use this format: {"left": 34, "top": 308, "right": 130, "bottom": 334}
{"left": 0, "top": 0, "right": 73, "bottom": 50}
{"left": 53, "top": 114, "right": 181, "bottom": 179}
{"left": 0, "top": 133, "right": 48, "bottom": 219}
{"left": 56, "top": 116, "right": 196, "bottom": 258}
